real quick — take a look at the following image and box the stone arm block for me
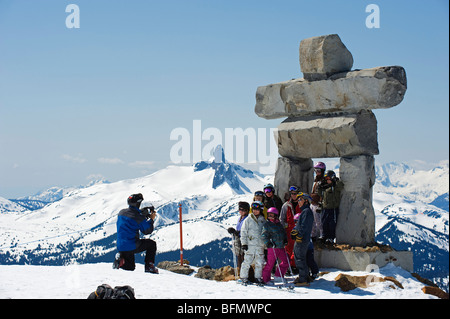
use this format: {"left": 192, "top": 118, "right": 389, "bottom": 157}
{"left": 255, "top": 66, "right": 407, "bottom": 119}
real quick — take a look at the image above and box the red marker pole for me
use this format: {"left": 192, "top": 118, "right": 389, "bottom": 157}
{"left": 179, "top": 203, "right": 183, "bottom": 266}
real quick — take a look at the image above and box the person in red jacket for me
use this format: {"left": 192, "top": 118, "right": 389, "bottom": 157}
{"left": 280, "top": 186, "right": 302, "bottom": 267}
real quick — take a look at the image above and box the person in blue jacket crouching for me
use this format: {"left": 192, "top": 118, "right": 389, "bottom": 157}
{"left": 114, "top": 193, "right": 158, "bottom": 273}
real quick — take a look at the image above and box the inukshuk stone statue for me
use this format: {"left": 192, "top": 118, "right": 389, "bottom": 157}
{"left": 255, "top": 34, "right": 407, "bottom": 247}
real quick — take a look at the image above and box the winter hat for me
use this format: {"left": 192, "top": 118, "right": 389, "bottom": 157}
{"left": 254, "top": 190, "right": 264, "bottom": 197}
{"left": 289, "top": 186, "right": 299, "bottom": 193}
{"left": 238, "top": 201, "right": 250, "bottom": 211}
{"left": 296, "top": 192, "right": 313, "bottom": 202}
{"left": 267, "top": 207, "right": 279, "bottom": 215}
{"left": 128, "top": 193, "right": 144, "bottom": 208}
{"left": 324, "top": 170, "right": 336, "bottom": 180}
{"left": 251, "top": 201, "right": 263, "bottom": 210}
{"left": 314, "top": 162, "right": 326, "bottom": 171}
{"left": 263, "top": 183, "right": 275, "bottom": 193}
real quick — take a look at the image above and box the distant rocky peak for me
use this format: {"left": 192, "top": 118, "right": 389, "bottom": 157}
{"left": 193, "top": 145, "right": 243, "bottom": 192}
{"left": 212, "top": 145, "right": 225, "bottom": 164}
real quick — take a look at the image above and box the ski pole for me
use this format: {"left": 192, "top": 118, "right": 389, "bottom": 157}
{"left": 179, "top": 203, "right": 183, "bottom": 266}
{"left": 231, "top": 234, "right": 238, "bottom": 281}
{"left": 270, "top": 239, "right": 288, "bottom": 288}
{"left": 284, "top": 249, "right": 295, "bottom": 277}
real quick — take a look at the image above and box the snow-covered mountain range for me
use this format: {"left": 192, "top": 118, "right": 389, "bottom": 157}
{"left": 372, "top": 161, "right": 449, "bottom": 290}
{"left": 0, "top": 152, "right": 448, "bottom": 291}
{"left": 0, "top": 147, "right": 270, "bottom": 267}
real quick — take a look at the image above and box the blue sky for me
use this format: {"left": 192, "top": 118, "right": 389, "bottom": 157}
{"left": 0, "top": 0, "right": 448, "bottom": 198}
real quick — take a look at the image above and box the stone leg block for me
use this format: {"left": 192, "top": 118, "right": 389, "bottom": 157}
{"left": 274, "top": 157, "right": 313, "bottom": 200}
{"left": 337, "top": 155, "right": 376, "bottom": 246}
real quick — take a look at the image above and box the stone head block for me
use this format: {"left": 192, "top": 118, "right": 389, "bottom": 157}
{"left": 299, "top": 34, "right": 354, "bottom": 80}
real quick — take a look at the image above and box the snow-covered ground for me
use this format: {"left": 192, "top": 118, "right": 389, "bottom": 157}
{"left": 0, "top": 262, "right": 438, "bottom": 299}
{"left": 0, "top": 159, "right": 447, "bottom": 298}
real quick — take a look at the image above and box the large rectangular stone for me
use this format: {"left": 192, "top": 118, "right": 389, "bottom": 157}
{"left": 314, "top": 248, "right": 414, "bottom": 272}
{"left": 337, "top": 155, "right": 376, "bottom": 246}
{"left": 274, "top": 157, "right": 313, "bottom": 200}
{"left": 276, "top": 110, "right": 379, "bottom": 159}
{"left": 255, "top": 66, "right": 407, "bottom": 119}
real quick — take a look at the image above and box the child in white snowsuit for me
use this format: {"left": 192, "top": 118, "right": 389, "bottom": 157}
{"left": 239, "top": 201, "right": 266, "bottom": 285}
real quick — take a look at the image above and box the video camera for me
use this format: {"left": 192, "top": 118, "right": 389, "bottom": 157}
{"left": 318, "top": 175, "right": 338, "bottom": 190}
{"left": 141, "top": 205, "right": 156, "bottom": 219}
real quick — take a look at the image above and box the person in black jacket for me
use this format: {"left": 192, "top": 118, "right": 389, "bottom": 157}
{"left": 114, "top": 193, "right": 158, "bottom": 273}
{"left": 291, "top": 193, "right": 314, "bottom": 286}
{"left": 318, "top": 170, "right": 344, "bottom": 244}
{"left": 263, "top": 183, "right": 283, "bottom": 214}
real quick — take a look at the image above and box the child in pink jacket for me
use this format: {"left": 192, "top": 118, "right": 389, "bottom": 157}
{"left": 261, "top": 207, "right": 289, "bottom": 284}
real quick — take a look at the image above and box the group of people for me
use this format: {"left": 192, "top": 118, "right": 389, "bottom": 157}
{"left": 112, "top": 161, "right": 344, "bottom": 287}
{"left": 228, "top": 162, "right": 344, "bottom": 287}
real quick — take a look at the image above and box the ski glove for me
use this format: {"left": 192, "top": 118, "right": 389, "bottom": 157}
{"left": 290, "top": 230, "right": 303, "bottom": 243}
{"left": 227, "top": 227, "right": 238, "bottom": 236}
{"left": 242, "top": 245, "right": 248, "bottom": 251}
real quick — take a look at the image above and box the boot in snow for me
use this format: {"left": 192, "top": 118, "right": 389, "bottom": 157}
{"left": 238, "top": 278, "right": 249, "bottom": 286}
{"left": 294, "top": 276, "right": 310, "bottom": 287}
{"left": 254, "top": 279, "right": 264, "bottom": 287}
{"left": 145, "top": 262, "right": 159, "bottom": 274}
{"left": 113, "top": 253, "right": 124, "bottom": 269}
